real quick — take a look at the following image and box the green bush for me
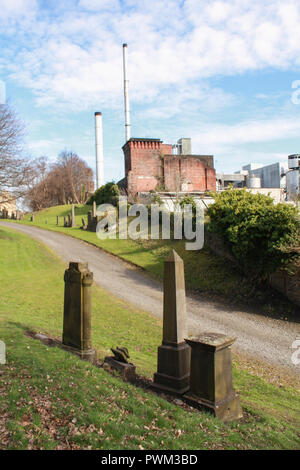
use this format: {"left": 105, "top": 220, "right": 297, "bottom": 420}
{"left": 86, "top": 182, "right": 120, "bottom": 207}
{"left": 180, "top": 195, "right": 197, "bottom": 214}
{"left": 206, "top": 188, "right": 299, "bottom": 280}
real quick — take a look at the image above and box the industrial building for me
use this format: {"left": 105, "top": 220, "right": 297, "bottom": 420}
{"left": 115, "top": 44, "right": 216, "bottom": 197}
{"left": 120, "top": 137, "right": 216, "bottom": 196}
{"left": 286, "top": 154, "right": 300, "bottom": 201}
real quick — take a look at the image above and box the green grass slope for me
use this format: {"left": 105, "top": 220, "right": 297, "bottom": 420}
{"left": 10, "top": 204, "right": 300, "bottom": 318}
{"left": 0, "top": 226, "right": 299, "bottom": 450}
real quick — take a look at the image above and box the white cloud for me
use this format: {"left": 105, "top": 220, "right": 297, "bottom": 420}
{"left": 191, "top": 117, "right": 300, "bottom": 149}
{"left": 1, "top": 0, "right": 300, "bottom": 112}
{"left": 79, "top": 0, "right": 120, "bottom": 10}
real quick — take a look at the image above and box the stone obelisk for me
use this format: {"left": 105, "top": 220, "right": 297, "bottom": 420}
{"left": 153, "top": 250, "right": 191, "bottom": 395}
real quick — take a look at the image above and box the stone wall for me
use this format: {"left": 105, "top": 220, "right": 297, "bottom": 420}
{"left": 204, "top": 225, "right": 300, "bottom": 308}
{"left": 269, "top": 268, "right": 300, "bottom": 308}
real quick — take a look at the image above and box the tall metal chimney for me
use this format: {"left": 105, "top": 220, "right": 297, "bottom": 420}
{"left": 94, "top": 112, "right": 104, "bottom": 189}
{"left": 123, "top": 43, "right": 131, "bottom": 142}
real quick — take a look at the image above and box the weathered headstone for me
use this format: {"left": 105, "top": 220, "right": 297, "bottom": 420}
{"left": 56, "top": 216, "right": 59, "bottom": 226}
{"left": 71, "top": 204, "right": 76, "bottom": 227}
{"left": 30, "top": 214, "right": 34, "bottom": 222}
{"left": 92, "top": 201, "right": 97, "bottom": 218}
{"left": 0, "top": 340, "right": 6, "bottom": 364}
{"left": 153, "top": 250, "right": 191, "bottom": 395}
{"left": 64, "top": 216, "right": 67, "bottom": 227}
{"left": 184, "top": 333, "right": 243, "bottom": 422}
{"left": 81, "top": 218, "right": 87, "bottom": 230}
{"left": 62, "top": 262, "right": 96, "bottom": 363}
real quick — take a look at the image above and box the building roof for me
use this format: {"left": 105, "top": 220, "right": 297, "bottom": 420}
{"left": 127, "top": 137, "right": 162, "bottom": 143}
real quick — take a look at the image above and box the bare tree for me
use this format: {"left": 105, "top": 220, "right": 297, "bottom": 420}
{"left": 25, "top": 150, "right": 94, "bottom": 210}
{"left": 0, "top": 103, "right": 34, "bottom": 203}
{"left": 57, "top": 150, "right": 94, "bottom": 204}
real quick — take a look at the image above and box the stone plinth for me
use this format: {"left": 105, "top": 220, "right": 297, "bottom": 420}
{"left": 104, "top": 357, "right": 136, "bottom": 382}
{"left": 153, "top": 250, "right": 190, "bottom": 395}
{"left": 184, "top": 333, "right": 242, "bottom": 422}
{"left": 62, "top": 262, "right": 96, "bottom": 363}
{"left": 87, "top": 209, "right": 100, "bottom": 232}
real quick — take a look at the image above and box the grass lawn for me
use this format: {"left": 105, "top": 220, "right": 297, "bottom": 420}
{"left": 0, "top": 225, "right": 299, "bottom": 450}
{"left": 10, "top": 203, "right": 299, "bottom": 318}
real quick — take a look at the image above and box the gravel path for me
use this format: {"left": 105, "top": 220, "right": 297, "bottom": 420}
{"left": 1, "top": 222, "right": 300, "bottom": 378}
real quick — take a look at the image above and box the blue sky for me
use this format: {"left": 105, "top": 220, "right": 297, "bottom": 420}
{"left": 1, "top": 0, "right": 300, "bottom": 184}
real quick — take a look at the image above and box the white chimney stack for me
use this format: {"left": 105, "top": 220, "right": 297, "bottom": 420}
{"left": 94, "top": 112, "right": 104, "bottom": 189}
{"left": 123, "top": 43, "right": 131, "bottom": 142}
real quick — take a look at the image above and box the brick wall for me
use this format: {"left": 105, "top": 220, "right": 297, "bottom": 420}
{"left": 122, "top": 138, "right": 216, "bottom": 195}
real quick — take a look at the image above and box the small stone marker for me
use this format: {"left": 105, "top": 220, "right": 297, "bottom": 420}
{"left": 64, "top": 216, "right": 67, "bottom": 227}
{"left": 56, "top": 216, "right": 59, "bottom": 226}
{"left": 153, "top": 250, "right": 191, "bottom": 395}
{"left": 71, "top": 204, "right": 76, "bottom": 227}
{"left": 184, "top": 333, "right": 243, "bottom": 422}
{"left": 0, "top": 340, "right": 6, "bottom": 364}
{"left": 92, "top": 201, "right": 97, "bottom": 218}
{"left": 30, "top": 214, "right": 34, "bottom": 222}
{"left": 104, "top": 346, "right": 136, "bottom": 381}
{"left": 62, "top": 262, "right": 96, "bottom": 363}
{"left": 81, "top": 218, "right": 87, "bottom": 230}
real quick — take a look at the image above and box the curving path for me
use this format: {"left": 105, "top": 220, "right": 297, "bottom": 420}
{"left": 1, "top": 222, "right": 300, "bottom": 378}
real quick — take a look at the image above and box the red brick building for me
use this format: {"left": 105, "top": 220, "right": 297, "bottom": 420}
{"left": 121, "top": 138, "right": 216, "bottom": 196}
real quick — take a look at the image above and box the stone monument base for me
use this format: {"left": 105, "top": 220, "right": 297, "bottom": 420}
{"left": 104, "top": 356, "right": 136, "bottom": 381}
{"left": 184, "top": 392, "right": 242, "bottom": 422}
{"left": 153, "top": 341, "right": 190, "bottom": 395}
{"left": 184, "top": 332, "right": 243, "bottom": 422}
{"left": 62, "top": 344, "right": 97, "bottom": 363}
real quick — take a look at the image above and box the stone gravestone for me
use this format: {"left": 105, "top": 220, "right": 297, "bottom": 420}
{"left": 184, "top": 333, "right": 243, "bottom": 422}
{"left": 67, "top": 214, "right": 71, "bottom": 227}
{"left": 71, "top": 204, "right": 76, "bottom": 227}
{"left": 153, "top": 250, "right": 191, "bottom": 395}
{"left": 56, "top": 216, "right": 59, "bottom": 226}
{"left": 0, "top": 340, "right": 6, "bottom": 364}
{"left": 62, "top": 262, "right": 96, "bottom": 363}
{"left": 30, "top": 214, "right": 34, "bottom": 222}
{"left": 92, "top": 201, "right": 97, "bottom": 218}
